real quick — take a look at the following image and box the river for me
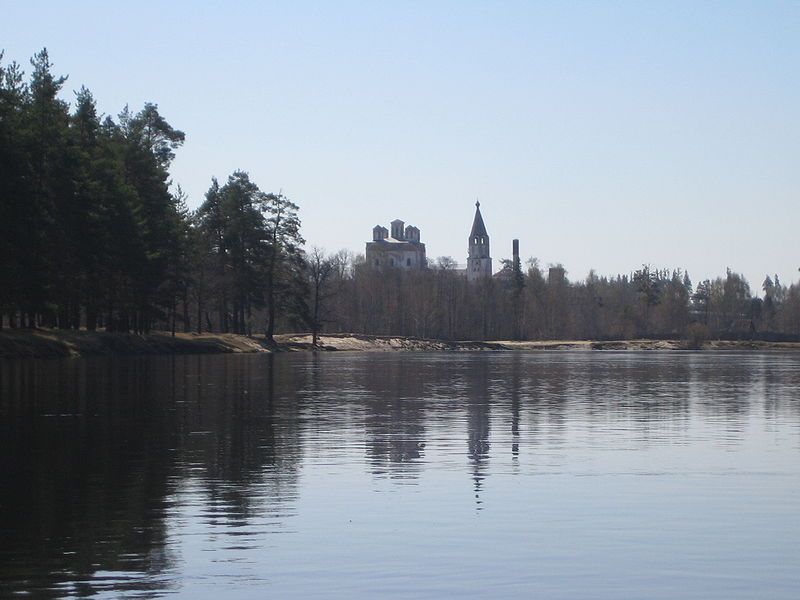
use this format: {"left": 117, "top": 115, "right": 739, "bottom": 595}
{"left": 1, "top": 351, "right": 798, "bottom": 598}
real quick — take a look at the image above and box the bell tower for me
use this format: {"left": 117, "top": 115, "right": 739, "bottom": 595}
{"left": 467, "top": 201, "right": 492, "bottom": 282}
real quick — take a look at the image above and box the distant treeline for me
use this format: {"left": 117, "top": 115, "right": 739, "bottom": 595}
{"left": 2, "top": 50, "right": 799, "bottom": 342}
{"left": 318, "top": 260, "right": 800, "bottom": 342}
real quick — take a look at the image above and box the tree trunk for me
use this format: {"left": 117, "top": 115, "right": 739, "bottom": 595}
{"left": 86, "top": 306, "right": 97, "bottom": 331}
{"left": 220, "top": 288, "right": 228, "bottom": 333}
{"left": 265, "top": 269, "right": 276, "bottom": 344}
{"left": 182, "top": 286, "right": 190, "bottom": 333}
{"left": 312, "top": 276, "right": 322, "bottom": 347}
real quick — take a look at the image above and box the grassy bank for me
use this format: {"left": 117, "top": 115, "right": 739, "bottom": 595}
{"left": 2, "top": 330, "right": 799, "bottom": 359}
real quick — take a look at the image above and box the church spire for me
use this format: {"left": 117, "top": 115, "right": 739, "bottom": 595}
{"left": 467, "top": 201, "right": 491, "bottom": 281}
{"left": 470, "top": 201, "right": 488, "bottom": 238}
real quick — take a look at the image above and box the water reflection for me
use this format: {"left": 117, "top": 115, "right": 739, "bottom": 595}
{"left": 0, "top": 358, "right": 176, "bottom": 597}
{"left": 466, "top": 358, "right": 491, "bottom": 506}
{"left": 1, "top": 351, "right": 799, "bottom": 598}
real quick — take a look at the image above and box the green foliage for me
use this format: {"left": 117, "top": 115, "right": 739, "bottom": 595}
{"left": 262, "top": 192, "right": 306, "bottom": 341}
{"left": 0, "top": 49, "right": 308, "bottom": 336}
{"left": 2, "top": 49, "right": 798, "bottom": 342}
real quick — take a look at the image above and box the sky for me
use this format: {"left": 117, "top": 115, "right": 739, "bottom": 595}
{"left": 3, "top": 1, "right": 799, "bottom": 290}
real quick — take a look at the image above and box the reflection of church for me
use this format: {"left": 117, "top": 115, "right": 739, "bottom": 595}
{"left": 468, "top": 401, "right": 491, "bottom": 508}
{"left": 359, "top": 358, "right": 427, "bottom": 479}
{"left": 466, "top": 358, "right": 492, "bottom": 508}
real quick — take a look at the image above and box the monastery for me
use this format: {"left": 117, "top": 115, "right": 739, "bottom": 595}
{"left": 366, "top": 202, "right": 494, "bottom": 280}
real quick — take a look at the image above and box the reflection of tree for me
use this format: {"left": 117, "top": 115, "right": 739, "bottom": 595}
{"left": 688, "top": 354, "right": 777, "bottom": 446}
{"left": 578, "top": 356, "right": 692, "bottom": 443}
{"left": 2, "top": 351, "right": 798, "bottom": 595}
{"left": 352, "top": 356, "right": 427, "bottom": 479}
{"left": 0, "top": 354, "right": 305, "bottom": 597}
{"left": 762, "top": 354, "right": 800, "bottom": 423}
{"left": 182, "top": 354, "right": 304, "bottom": 519}
{"left": 0, "top": 358, "right": 176, "bottom": 597}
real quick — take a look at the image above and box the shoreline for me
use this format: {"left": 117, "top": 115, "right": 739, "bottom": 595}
{"left": 1, "top": 330, "right": 799, "bottom": 359}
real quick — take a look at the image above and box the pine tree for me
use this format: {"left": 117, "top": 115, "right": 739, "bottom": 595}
{"left": 23, "top": 48, "right": 71, "bottom": 326}
{"left": 263, "top": 192, "right": 305, "bottom": 343}
{"left": 0, "top": 53, "right": 30, "bottom": 327}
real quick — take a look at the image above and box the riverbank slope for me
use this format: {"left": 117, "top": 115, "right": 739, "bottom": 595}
{"left": 2, "top": 330, "right": 799, "bottom": 359}
{"left": 0, "top": 330, "right": 270, "bottom": 358}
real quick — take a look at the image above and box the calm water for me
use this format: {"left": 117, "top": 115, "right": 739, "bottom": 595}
{"left": 1, "top": 351, "right": 799, "bottom": 599}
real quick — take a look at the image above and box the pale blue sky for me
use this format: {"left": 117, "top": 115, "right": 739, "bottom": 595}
{"left": 4, "top": 1, "right": 799, "bottom": 289}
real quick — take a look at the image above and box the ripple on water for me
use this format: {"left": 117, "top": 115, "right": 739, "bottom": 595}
{"left": 0, "top": 351, "right": 798, "bottom": 598}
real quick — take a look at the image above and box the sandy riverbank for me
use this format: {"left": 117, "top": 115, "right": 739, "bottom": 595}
{"left": 280, "top": 333, "right": 800, "bottom": 353}
{"left": 3, "top": 329, "right": 798, "bottom": 359}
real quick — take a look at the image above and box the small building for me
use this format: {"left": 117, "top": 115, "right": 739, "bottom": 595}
{"left": 366, "top": 219, "right": 427, "bottom": 269}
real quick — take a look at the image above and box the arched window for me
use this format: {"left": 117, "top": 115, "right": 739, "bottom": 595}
{"left": 390, "top": 258, "right": 394, "bottom": 267}
{"left": 374, "top": 259, "right": 379, "bottom": 266}
{"left": 406, "top": 258, "right": 411, "bottom": 266}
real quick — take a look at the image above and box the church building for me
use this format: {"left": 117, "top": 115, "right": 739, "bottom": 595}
{"left": 365, "top": 203, "right": 493, "bottom": 278}
{"left": 365, "top": 219, "right": 427, "bottom": 269}
{"left": 467, "top": 201, "right": 492, "bottom": 281}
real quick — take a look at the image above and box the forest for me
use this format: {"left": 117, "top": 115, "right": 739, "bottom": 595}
{"left": 2, "top": 50, "right": 799, "bottom": 343}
